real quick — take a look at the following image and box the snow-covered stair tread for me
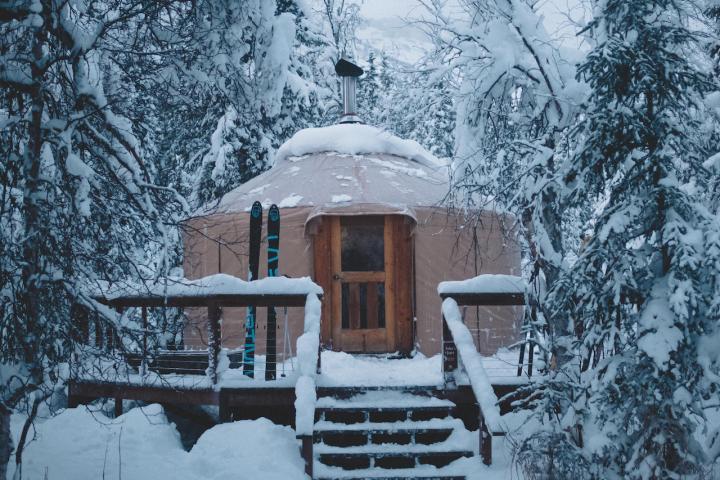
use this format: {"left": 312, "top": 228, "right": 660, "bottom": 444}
{"left": 313, "top": 388, "right": 480, "bottom": 479}
{"left": 316, "top": 390, "right": 454, "bottom": 409}
{"left": 314, "top": 417, "right": 464, "bottom": 432}
{"left": 315, "top": 427, "right": 475, "bottom": 454}
{"left": 314, "top": 455, "right": 485, "bottom": 479}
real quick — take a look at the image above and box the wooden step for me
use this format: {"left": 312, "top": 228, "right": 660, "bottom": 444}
{"left": 317, "top": 450, "right": 473, "bottom": 470}
{"left": 315, "top": 475, "right": 464, "bottom": 480}
{"left": 316, "top": 427, "right": 454, "bottom": 447}
{"left": 317, "top": 385, "right": 444, "bottom": 398}
{"left": 317, "top": 406, "right": 454, "bottom": 424}
{"left": 313, "top": 461, "right": 470, "bottom": 480}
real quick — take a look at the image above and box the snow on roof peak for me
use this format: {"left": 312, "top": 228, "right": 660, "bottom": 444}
{"left": 273, "top": 124, "right": 445, "bottom": 169}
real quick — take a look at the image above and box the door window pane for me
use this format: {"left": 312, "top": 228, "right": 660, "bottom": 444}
{"left": 341, "top": 217, "right": 384, "bottom": 271}
{"left": 341, "top": 282, "right": 385, "bottom": 330}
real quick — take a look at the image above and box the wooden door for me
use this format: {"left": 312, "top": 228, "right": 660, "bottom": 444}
{"left": 313, "top": 215, "right": 413, "bottom": 354}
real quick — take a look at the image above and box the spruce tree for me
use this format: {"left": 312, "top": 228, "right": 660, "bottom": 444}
{"left": 0, "top": 1, "right": 187, "bottom": 475}
{"left": 551, "top": 0, "right": 718, "bottom": 476}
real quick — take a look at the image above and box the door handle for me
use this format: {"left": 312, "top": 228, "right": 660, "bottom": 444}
{"left": 332, "top": 274, "right": 341, "bottom": 281}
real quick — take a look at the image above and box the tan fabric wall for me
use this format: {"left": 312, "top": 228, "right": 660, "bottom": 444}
{"left": 413, "top": 208, "right": 522, "bottom": 355}
{"left": 182, "top": 206, "right": 521, "bottom": 356}
{"left": 183, "top": 208, "right": 313, "bottom": 352}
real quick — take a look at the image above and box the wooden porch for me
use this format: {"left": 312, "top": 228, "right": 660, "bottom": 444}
{"left": 70, "top": 274, "right": 535, "bottom": 478}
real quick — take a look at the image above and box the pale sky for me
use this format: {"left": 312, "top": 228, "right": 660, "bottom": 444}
{"left": 353, "top": 0, "right": 589, "bottom": 63}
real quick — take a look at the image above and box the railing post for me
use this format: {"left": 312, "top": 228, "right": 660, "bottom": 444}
{"left": 527, "top": 336, "right": 535, "bottom": 377}
{"left": 71, "top": 303, "right": 89, "bottom": 344}
{"left": 527, "top": 303, "right": 536, "bottom": 377}
{"left": 299, "top": 435, "right": 313, "bottom": 477}
{"left": 480, "top": 412, "right": 492, "bottom": 465}
{"left": 316, "top": 342, "right": 322, "bottom": 375}
{"left": 442, "top": 312, "right": 458, "bottom": 387}
{"left": 517, "top": 332, "right": 527, "bottom": 377}
{"left": 219, "top": 389, "right": 230, "bottom": 423}
{"left": 141, "top": 306, "right": 148, "bottom": 376}
{"left": 94, "top": 316, "right": 103, "bottom": 349}
{"left": 114, "top": 396, "right": 123, "bottom": 418}
{"left": 207, "top": 302, "right": 221, "bottom": 384}
{"left": 108, "top": 306, "right": 124, "bottom": 353}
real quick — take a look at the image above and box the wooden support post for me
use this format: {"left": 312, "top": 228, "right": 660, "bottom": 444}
{"left": 94, "top": 317, "right": 103, "bottom": 349}
{"left": 527, "top": 338, "right": 534, "bottom": 378}
{"left": 479, "top": 413, "right": 492, "bottom": 466}
{"left": 70, "top": 304, "right": 89, "bottom": 344}
{"left": 67, "top": 394, "right": 80, "bottom": 408}
{"left": 114, "top": 397, "right": 123, "bottom": 418}
{"left": 298, "top": 435, "right": 313, "bottom": 477}
{"left": 67, "top": 382, "right": 80, "bottom": 408}
{"left": 141, "top": 306, "right": 148, "bottom": 376}
{"left": 80, "top": 309, "right": 89, "bottom": 344}
{"left": 517, "top": 338, "right": 526, "bottom": 377}
{"left": 207, "top": 303, "right": 221, "bottom": 384}
{"left": 106, "top": 325, "right": 115, "bottom": 351}
{"left": 316, "top": 342, "right": 322, "bottom": 375}
{"left": 219, "top": 390, "right": 230, "bottom": 423}
{"left": 315, "top": 294, "right": 322, "bottom": 375}
{"left": 110, "top": 306, "right": 124, "bottom": 352}
{"left": 442, "top": 314, "right": 458, "bottom": 387}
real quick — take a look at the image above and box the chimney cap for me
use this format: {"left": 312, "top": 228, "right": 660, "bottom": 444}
{"left": 335, "top": 58, "right": 363, "bottom": 77}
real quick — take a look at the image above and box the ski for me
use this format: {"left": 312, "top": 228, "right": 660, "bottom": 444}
{"left": 243, "top": 201, "right": 263, "bottom": 378}
{"left": 265, "top": 204, "right": 280, "bottom": 381}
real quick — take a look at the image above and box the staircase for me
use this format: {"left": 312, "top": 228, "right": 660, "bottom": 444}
{"left": 312, "top": 388, "right": 476, "bottom": 480}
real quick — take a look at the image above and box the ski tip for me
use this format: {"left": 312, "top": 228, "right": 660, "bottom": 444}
{"left": 269, "top": 204, "right": 280, "bottom": 221}
{"left": 251, "top": 201, "right": 263, "bottom": 218}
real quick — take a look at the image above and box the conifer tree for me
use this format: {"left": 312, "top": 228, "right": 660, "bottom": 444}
{"left": 548, "top": 0, "right": 719, "bottom": 476}
{"left": 0, "top": 1, "right": 187, "bottom": 475}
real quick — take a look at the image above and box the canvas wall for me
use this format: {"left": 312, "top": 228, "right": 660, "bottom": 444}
{"left": 182, "top": 206, "right": 522, "bottom": 356}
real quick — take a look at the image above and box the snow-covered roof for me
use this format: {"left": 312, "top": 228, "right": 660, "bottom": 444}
{"left": 197, "top": 153, "right": 450, "bottom": 219}
{"left": 192, "top": 123, "right": 453, "bottom": 219}
{"left": 273, "top": 124, "right": 445, "bottom": 169}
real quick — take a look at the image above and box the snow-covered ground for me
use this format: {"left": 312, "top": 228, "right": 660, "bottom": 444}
{"left": 14, "top": 349, "right": 531, "bottom": 479}
{"left": 9, "top": 405, "right": 306, "bottom": 480}
{"left": 10, "top": 403, "right": 523, "bottom": 480}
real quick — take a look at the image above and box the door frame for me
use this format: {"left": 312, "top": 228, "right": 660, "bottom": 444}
{"left": 312, "top": 214, "right": 413, "bottom": 354}
{"left": 330, "top": 215, "right": 394, "bottom": 352}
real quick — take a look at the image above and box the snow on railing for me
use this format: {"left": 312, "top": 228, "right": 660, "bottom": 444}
{"left": 296, "top": 293, "right": 321, "bottom": 378}
{"left": 294, "top": 293, "right": 321, "bottom": 477}
{"left": 442, "top": 298, "right": 502, "bottom": 432}
{"left": 96, "top": 273, "right": 324, "bottom": 301}
{"left": 438, "top": 274, "right": 527, "bottom": 295}
{"left": 439, "top": 274, "right": 528, "bottom": 466}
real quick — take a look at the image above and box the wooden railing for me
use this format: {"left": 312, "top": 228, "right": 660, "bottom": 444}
{"left": 82, "top": 279, "right": 322, "bottom": 385}
{"left": 439, "top": 277, "right": 527, "bottom": 466}
{"left": 295, "top": 293, "right": 322, "bottom": 478}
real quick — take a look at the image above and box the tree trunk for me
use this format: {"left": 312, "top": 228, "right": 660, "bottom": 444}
{"left": 13, "top": 396, "right": 42, "bottom": 480}
{"left": 0, "top": 405, "right": 11, "bottom": 480}
{"left": 525, "top": 137, "right": 574, "bottom": 368}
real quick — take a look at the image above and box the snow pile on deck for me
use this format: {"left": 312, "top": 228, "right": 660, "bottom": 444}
{"left": 11, "top": 405, "right": 307, "bottom": 480}
{"left": 318, "top": 351, "right": 444, "bottom": 387}
{"left": 99, "top": 273, "right": 322, "bottom": 300}
{"left": 274, "top": 123, "right": 445, "bottom": 168}
{"left": 438, "top": 274, "right": 527, "bottom": 295}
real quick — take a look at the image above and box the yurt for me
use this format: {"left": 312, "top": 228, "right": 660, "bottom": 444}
{"left": 182, "top": 60, "right": 521, "bottom": 357}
